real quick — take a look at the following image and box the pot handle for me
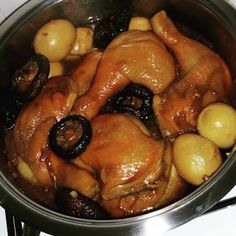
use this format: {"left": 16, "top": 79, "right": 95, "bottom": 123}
{"left": 5, "top": 211, "right": 40, "bottom": 236}
{"left": 205, "top": 196, "right": 236, "bottom": 214}
{"left": 5, "top": 211, "right": 23, "bottom": 236}
{"left": 22, "top": 224, "right": 40, "bottom": 236}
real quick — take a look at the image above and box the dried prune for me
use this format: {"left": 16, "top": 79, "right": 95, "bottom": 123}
{"left": 12, "top": 54, "right": 49, "bottom": 102}
{"left": 94, "top": 9, "right": 131, "bottom": 49}
{"left": 112, "top": 83, "right": 154, "bottom": 120}
{"left": 49, "top": 115, "right": 92, "bottom": 160}
{"left": 55, "top": 187, "right": 109, "bottom": 219}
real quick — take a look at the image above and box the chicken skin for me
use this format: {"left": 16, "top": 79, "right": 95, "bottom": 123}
{"left": 13, "top": 77, "right": 77, "bottom": 185}
{"left": 151, "top": 11, "right": 233, "bottom": 138}
{"left": 102, "top": 142, "right": 187, "bottom": 217}
{"left": 73, "top": 114, "right": 164, "bottom": 201}
{"left": 11, "top": 10, "right": 233, "bottom": 219}
{"left": 71, "top": 50, "right": 102, "bottom": 96}
{"left": 13, "top": 51, "right": 102, "bottom": 198}
{"left": 72, "top": 30, "right": 176, "bottom": 120}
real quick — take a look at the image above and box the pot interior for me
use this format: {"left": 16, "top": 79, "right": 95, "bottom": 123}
{"left": 0, "top": 0, "right": 236, "bottom": 90}
{"left": 0, "top": 0, "right": 235, "bottom": 235}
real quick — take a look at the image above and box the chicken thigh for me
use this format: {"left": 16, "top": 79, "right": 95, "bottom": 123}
{"left": 72, "top": 30, "right": 176, "bottom": 120}
{"left": 101, "top": 141, "right": 186, "bottom": 217}
{"left": 13, "top": 76, "right": 77, "bottom": 185}
{"left": 13, "top": 51, "right": 102, "bottom": 198}
{"left": 73, "top": 114, "right": 164, "bottom": 201}
{"left": 151, "top": 11, "right": 233, "bottom": 138}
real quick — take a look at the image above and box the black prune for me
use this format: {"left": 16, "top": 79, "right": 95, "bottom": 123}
{"left": 94, "top": 9, "right": 131, "bottom": 49}
{"left": 55, "top": 187, "right": 110, "bottom": 220}
{"left": 94, "top": 19, "right": 119, "bottom": 49}
{"left": 112, "top": 9, "right": 131, "bottom": 32}
{"left": 12, "top": 53, "right": 49, "bottom": 102}
{"left": 49, "top": 115, "right": 92, "bottom": 160}
{"left": 112, "top": 83, "right": 154, "bottom": 120}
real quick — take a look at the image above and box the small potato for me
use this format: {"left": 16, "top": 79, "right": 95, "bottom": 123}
{"left": 128, "top": 16, "right": 151, "bottom": 31}
{"left": 70, "top": 27, "right": 93, "bottom": 56}
{"left": 173, "top": 133, "right": 223, "bottom": 186}
{"left": 34, "top": 19, "right": 76, "bottom": 62}
{"left": 49, "top": 62, "right": 64, "bottom": 78}
{"left": 197, "top": 103, "right": 236, "bottom": 148}
{"left": 17, "top": 157, "right": 37, "bottom": 183}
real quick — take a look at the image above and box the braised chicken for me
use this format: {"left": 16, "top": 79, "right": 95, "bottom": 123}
{"left": 8, "top": 10, "right": 234, "bottom": 219}
{"left": 13, "top": 76, "right": 77, "bottom": 185}
{"left": 102, "top": 141, "right": 170, "bottom": 217}
{"left": 151, "top": 11, "right": 233, "bottom": 138}
{"left": 13, "top": 51, "right": 102, "bottom": 198}
{"left": 73, "top": 114, "right": 164, "bottom": 201}
{"left": 72, "top": 30, "right": 176, "bottom": 120}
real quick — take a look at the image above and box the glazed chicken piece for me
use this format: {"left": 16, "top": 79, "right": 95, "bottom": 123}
{"left": 150, "top": 11, "right": 233, "bottom": 138}
{"left": 13, "top": 51, "right": 102, "bottom": 198}
{"left": 73, "top": 114, "right": 164, "bottom": 201}
{"left": 102, "top": 141, "right": 186, "bottom": 217}
{"left": 13, "top": 76, "right": 77, "bottom": 185}
{"left": 71, "top": 50, "right": 102, "bottom": 96}
{"left": 101, "top": 141, "right": 171, "bottom": 217}
{"left": 72, "top": 30, "right": 176, "bottom": 120}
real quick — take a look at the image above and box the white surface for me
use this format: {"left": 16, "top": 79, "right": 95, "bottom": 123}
{"left": 0, "top": 0, "right": 27, "bottom": 19}
{"left": 0, "top": 0, "right": 236, "bottom": 235}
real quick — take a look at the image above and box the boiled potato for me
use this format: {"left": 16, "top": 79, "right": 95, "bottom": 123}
{"left": 128, "top": 16, "right": 151, "bottom": 31}
{"left": 33, "top": 19, "right": 76, "bottom": 62}
{"left": 70, "top": 27, "right": 93, "bottom": 56}
{"left": 197, "top": 103, "right": 236, "bottom": 148}
{"left": 49, "top": 62, "right": 64, "bottom": 78}
{"left": 17, "top": 157, "right": 37, "bottom": 183}
{"left": 173, "top": 133, "right": 223, "bottom": 185}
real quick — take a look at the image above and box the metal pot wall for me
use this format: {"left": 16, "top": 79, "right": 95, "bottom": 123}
{"left": 0, "top": 0, "right": 236, "bottom": 235}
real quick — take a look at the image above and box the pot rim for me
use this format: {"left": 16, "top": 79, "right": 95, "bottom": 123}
{"left": 1, "top": 150, "right": 236, "bottom": 234}
{"left": 0, "top": 0, "right": 236, "bottom": 234}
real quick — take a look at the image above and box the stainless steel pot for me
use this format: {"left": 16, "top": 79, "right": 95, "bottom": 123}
{"left": 0, "top": 0, "right": 236, "bottom": 235}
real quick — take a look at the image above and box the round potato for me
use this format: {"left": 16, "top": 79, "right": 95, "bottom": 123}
{"left": 17, "top": 157, "right": 37, "bottom": 183}
{"left": 173, "top": 133, "right": 223, "bottom": 185}
{"left": 33, "top": 19, "right": 76, "bottom": 62}
{"left": 49, "top": 62, "right": 64, "bottom": 78}
{"left": 70, "top": 27, "right": 93, "bottom": 56}
{"left": 197, "top": 103, "right": 236, "bottom": 148}
{"left": 128, "top": 16, "right": 151, "bottom": 31}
